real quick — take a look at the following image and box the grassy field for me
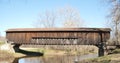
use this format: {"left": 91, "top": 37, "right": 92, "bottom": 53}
{"left": 0, "top": 42, "right": 15, "bottom": 61}
{"left": 20, "top": 45, "right": 98, "bottom": 56}
{"left": 21, "top": 48, "right": 96, "bottom": 55}
{"left": 79, "top": 49, "right": 120, "bottom": 63}
{"left": 79, "top": 54, "right": 120, "bottom": 63}
{"left": 0, "top": 41, "right": 5, "bottom": 45}
{"left": 0, "top": 50, "right": 14, "bottom": 61}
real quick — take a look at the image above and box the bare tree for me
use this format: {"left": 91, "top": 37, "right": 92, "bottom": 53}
{"left": 107, "top": 0, "right": 120, "bottom": 44}
{"left": 58, "top": 6, "right": 84, "bottom": 28}
{"left": 34, "top": 6, "right": 84, "bottom": 28}
{"left": 35, "top": 10, "right": 56, "bottom": 28}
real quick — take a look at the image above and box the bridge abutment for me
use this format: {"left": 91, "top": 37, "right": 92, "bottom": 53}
{"left": 13, "top": 44, "right": 21, "bottom": 52}
{"left": 97, "top": 42, "right": 106, "bottom": 57}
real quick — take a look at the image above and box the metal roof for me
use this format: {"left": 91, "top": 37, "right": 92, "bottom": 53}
{"left": 6, "top": 28, "right": 111, "bottom": 32}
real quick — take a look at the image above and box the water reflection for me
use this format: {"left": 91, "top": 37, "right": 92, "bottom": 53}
{"left": 18, "top": 54, "right": 98, "bottom": 63}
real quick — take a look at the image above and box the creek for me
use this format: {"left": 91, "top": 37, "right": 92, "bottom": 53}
{"left": 18, "top": 54, "right": 98, "bottom": 63}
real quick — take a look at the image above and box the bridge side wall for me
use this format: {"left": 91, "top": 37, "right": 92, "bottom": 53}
{"left": 6, "top": 31, "right": 110, "bottom": 45}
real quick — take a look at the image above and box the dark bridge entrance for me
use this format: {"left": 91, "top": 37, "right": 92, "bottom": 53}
{"left": 6, "top": 28, "right": 111, "bottom": 56}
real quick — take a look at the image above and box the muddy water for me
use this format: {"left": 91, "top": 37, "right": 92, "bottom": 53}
{"left": 0, "top": 54, "right": 97, "bottom": 63}
{"left": 18, "top": 54, "right": 98, "bottom": 63}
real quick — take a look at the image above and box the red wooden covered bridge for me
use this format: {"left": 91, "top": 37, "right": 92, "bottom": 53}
{"left": 6, "top": 28, "right": 111, "bottom": 56}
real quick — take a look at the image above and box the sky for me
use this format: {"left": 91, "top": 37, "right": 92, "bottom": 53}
{"left": 0, "top": 0, "right": 109, "bottom": 36}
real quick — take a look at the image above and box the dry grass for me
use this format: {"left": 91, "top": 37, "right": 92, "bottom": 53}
{"left": 0, "top": 42, "right": 14, "bottom": 59}
{"left": 77, "top": 49, "right": 120, "bottom": 63}
{"left": 0, "top": 50, "right": 14, "bottom": 61}
{"left": 0, "top": 41, "right": 5, "bottom": 46}
{"left": 111, "top": 49, "right": 120, "bottom": 54}
{"left": 79, "top": 53, "right": 120, "bottom": 63}
{"left": 20, "top": 45, "right": 98, "bottom": 55}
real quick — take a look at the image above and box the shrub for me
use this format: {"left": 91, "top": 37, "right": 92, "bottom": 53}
{"left": 0, "top": 41, "right": 5, "bottom": 45}
{"left": 112, "top": 49, "right": 120, "bottom": 54}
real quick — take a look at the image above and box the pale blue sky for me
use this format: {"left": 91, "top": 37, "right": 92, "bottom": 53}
{"left": 0, "top": 0, "right": 109, "bottom": 36}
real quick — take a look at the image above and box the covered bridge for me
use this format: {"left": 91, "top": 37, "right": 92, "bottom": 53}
{"left": 6, "top": 28, "right": 111, "bottom": 56}
{"left": 6, "top": 28, "right": 110, "bottom": 45}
